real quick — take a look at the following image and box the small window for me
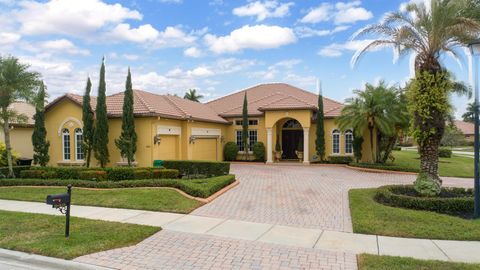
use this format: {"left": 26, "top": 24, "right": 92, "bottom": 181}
{"left": 345, "top": 130, "right": 353, "bottom": 154}
{"left": 62, "top": 128, "right": 70, "bottom": 160}
{"left": 75, "top": 128, "right": 84, "bottom": 160}
{"left": 235, "top": 119, "right": 258, "bottom": 126}
{"left": 236, "top": 130, "right": 244, "bottom": 151}
{"left": 248, "top": 130, "right": 258, "bottom": 151}
{"left": 332, "top": 129, "right": 340, "bottom": 154}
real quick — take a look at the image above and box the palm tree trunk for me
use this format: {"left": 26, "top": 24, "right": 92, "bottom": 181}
{"left": 418, "top": 129, "right": 443, "bottom": 185}
{"left": 3, "top": 121, "right": 14, "bottom": 178}
{"left": 369, "top": 126, "right": 375, "bottom": 163}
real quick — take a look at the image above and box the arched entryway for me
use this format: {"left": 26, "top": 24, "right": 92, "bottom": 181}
{"left": 281, "top": 119, "right": 303, "bottom": 160}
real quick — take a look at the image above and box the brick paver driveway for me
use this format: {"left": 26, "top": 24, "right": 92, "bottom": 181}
{"left": 193, "top": 164, "right": 472, "bottom": 232}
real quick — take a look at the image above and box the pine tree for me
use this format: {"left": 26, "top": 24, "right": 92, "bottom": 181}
{"left": 93, "top": 58, "right": 109, "bottom": 167}
{"left": 315, "top": 87, "right": 326, "bottom": 161}
{"left": 32, "top": 81, "right": 50, "bottom": 166}
{"left": 82, "top": 77, "right": 95, "bottom": 167}
{"left": 115, "top": 68, "right": 137, "bottom": 166}
{"left": 242, "top": 93, "right": 249, "bottom": 160}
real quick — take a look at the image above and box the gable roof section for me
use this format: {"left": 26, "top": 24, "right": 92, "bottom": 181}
{"left": 46, "top": 90, "right": 229, "bottom": 124}
{"left": 207, "top": 83, "right": 343, "bottom": 117}
{"left": 9, "top": 102, "right": 35, "bottom": 127}
{"left": 454, "top": 120, "right": 474, "bottom": 135}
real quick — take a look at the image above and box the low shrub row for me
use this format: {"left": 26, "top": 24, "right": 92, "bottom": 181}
{"left": 163, "top": 160, "right": 230, "bottom": 178}
{"left": 439, "top": 147, "right": 452, "bottom": 158}
{"left": 328, "top": 156, "right": 353, "bottom": 164}
{"left": 348, "top": 162, "right": 419, "bottom": 173}
{"left": 0, "top": 175, "right": 236, "bottom": 198}
{"left": 19, "top": 167, "right": 179, "bottom": 181}
{"left": 374, "top": 185, "right": 474, "bottom": 216}
{"left": 0, "top": 166, "right": 31, "bottom": 177}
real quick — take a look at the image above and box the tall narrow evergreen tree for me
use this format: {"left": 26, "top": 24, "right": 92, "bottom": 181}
{"left": 82, "top": 77, "right": 94, "bottom": 167}
{"left": 115, "top": 68, "right": 137, "bottom": 166}
{"left": 242, "top": 93, "right": 249, "bottom": 160}
{"left": 32, "top": 81, "right": 49, "bottom": 166}
{"left": 315, "top": 83, "right": 325, "bottom": 161}
{"left": 93, "top": 58, "right": 109, "bottom": 167}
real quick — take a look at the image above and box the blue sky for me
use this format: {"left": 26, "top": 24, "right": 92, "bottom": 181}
{"left": 0, "top": 0, "right": 471, "bottom": 117}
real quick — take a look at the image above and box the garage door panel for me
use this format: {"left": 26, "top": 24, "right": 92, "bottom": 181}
{"left": 154, "top": 135, "right": 178, "bottom": 160}
{"left": 192, "top": 138, "right": 217, "bottom": 161}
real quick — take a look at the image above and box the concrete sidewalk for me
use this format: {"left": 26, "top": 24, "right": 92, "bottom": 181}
{"left": 1, "top": 199, "right": 480, "bottom": 263}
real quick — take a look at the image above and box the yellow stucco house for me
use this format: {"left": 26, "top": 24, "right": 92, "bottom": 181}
{"left": 44, "top": 83, "right": 375, "bottom": 167}
{"left": 0, "top": 102, "right": 35, "bottom": 160}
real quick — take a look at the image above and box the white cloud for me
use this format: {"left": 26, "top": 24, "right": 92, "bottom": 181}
{"left": 204, "top": 24, "right": 296, "bottom": 54}
{"left": 0, "top": 32, "right": 21, "bottom": 46}
{"left": 16, "top": 0, "right": 142, "bottom": 36}
{"left": 152, "top": 26, "right": 197, "bottom": 48}
{"left": 300, "top": 1, "right": 372, "bottom": 25}
{"left": 188, "top": 67, "right": 214, "bottom": 77}
{"left": 295, "top": 25, "right": 348, "bottom": 38}
{"left": 184, "top": 47, "right": 202, "bottom": 57}
{"left": 233, "top": 1, "right": 294, "bottom": 21}
{"left": 318, "top": 39, "right": 378, "bottom": 57}
{"left": 123, "top": 54, "right": 139, "bottom": 61}
{"left": 249, "top": 59, "right": 300, "bottom": 80}
{"left": 400, "top": 0, "right": 430, "bottom": 12}
{"left": 39, "top": 39, "right": 90, "bottom": 55}
{"left": 107, "top": 23, "right": 159, "bottom": 43}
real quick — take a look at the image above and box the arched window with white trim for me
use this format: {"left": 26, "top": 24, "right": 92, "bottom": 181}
{"left": 332, "top": 129, "right": 340, "bottom": 154}
{"left": 75, "top": 128, "right": 84, "bottom": 160}
{"left": 345, "top": 130, "right": 353, "bottom": 154}
{"left": 62, "top": 128, "right": 70, "bottom": 160}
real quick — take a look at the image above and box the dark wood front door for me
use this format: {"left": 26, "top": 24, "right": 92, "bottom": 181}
{"left": 282, "top": 130, "right": 303, "bottom": 160}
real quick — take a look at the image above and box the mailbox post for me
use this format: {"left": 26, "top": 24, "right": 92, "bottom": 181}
{"left": 46, "top": 185, "right": 72, "bottom": 237}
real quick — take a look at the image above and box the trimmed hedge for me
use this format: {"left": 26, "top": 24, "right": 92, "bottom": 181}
{"left": 163, "top": 160, "right": 230, "bottom": 177}
{"left": 252, "top": 142, "right": 265, "bottom": 162}
{"left": 349, "top": 162, "right": 419, "bottom": 173}
{"left": 328, "top": 156, "right": 353, "bottom": 164}
{"left": 224, "top": 142, "right": 239, "bottom": 161}
{"left": 0, "top": 175, "right": 235, "bottom": 198}
{"left": 374, "top": 185, "right": 474, "bottom": 216}
{"left": 0, "top": 166, "right": 31, "bottom": 178}
{"left": 439, "top": 148, "right": 452, "bottom": 158}
{"left": 19, "top": 166, "right": 179, "bottom": 181}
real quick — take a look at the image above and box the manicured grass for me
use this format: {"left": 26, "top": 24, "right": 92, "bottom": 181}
{"left": 0, "top": 174, "right": 236, "bottom": 198}
{"left": 0, "top": 187, "right": 202, "bottom": 213}
{"left": 351, "top": 150, "right": 473, "bottom": 178}
{"left": 358, "top": 254, "right": 480, "bottom": 270}
{"left": 0, "top": 210, "right": 159, "bottom": 259}
{"left": 349, "top": 188, "right": 480, "bottom": 240}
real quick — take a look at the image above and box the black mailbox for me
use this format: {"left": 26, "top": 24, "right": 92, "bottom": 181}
{"left": 46, "top": 193, "right": 70, "bottom": 206}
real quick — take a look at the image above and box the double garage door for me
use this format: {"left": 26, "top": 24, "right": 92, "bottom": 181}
{"left": 192, "top": 138, "right": 218, "bottom": 161}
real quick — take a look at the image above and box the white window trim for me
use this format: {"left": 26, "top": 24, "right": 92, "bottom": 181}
{"left": 75, "top": 128, "right": 84, "bottom": 161}
{"left": 344, "top": 130, "right": 354, "bottom": 156}
{"left": 62, "top": 128, "right": 71, "bottom": 161}
{"left": 234, "top": 118, "right": 259, "bottom": 126}
{"left": 236, "top": 129, "right": 257, "bottom": 154}
{"left": 332, "top": 129, "right": 341, "bottom": 155}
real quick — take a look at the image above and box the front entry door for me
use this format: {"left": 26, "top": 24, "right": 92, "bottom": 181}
{"left": 282, "top": 130, "right": 303, "bottom": 160}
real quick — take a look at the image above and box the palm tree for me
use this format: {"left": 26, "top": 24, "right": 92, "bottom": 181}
{"left": 0, "top": 56, "right": 41, "bottom": 177}
{"left": 351, "top": 0, "right": 480, "bottom": 183}
{"left": 462, "top": 102, "right": 477, "bottom": 123}
{"left": 337, "top": 82, "right": 407, "bottom": 163}
{"left": 184, "top": 89, "right": 203, "bottom": 102}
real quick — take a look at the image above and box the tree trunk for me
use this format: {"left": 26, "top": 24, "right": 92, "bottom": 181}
{"left": 3, "top": 121, "right": 14, "bottom": 178}
{"left": 86, "top": 148, "right": 91, "bottom": 168}
{"left": 418, "top": 132, "right": 443, "bottom": 185}
{"left": 369, "top": 125, "right": 375, "bottom": 163}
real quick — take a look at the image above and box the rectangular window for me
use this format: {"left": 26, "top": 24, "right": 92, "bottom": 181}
{"left": 235, "top": 119, "right": 258, "bottom": 126}
{"left": 333, "top": 133, "right": 340, "bottom": 154}
{"left": 345, "top": 132, "right": 353, "bottom": 154}
{"left": 236, "top": 130, "right": 258, "bottom": 152}
{"left": 63, "top": 133, "right": 70, "bottom": 160}
{"left": 76, "top": 133, "right": 84, "bottom": 160}
{"left": 236, "top": 130, "right": 244, "bottom": 151}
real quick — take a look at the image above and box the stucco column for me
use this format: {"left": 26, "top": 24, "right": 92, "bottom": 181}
{"left": 266, "top": 128, "right": 273, "bottom": 163}
{"left": 303, "top": 127, "right": 309, "bottom": 164}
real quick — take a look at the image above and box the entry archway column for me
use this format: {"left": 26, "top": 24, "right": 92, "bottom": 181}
{"left": 303, "top": 127, "right": 309, "bottom": 164}
{"left": 266, "top": 128, "right": 273, "bottom": 163}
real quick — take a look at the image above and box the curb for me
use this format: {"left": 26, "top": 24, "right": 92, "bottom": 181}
{"left": 0, "top": 248, "right": 112, "bottom": 270}
{"left": 345, "top": 165, "right": 418, "bottom": 175}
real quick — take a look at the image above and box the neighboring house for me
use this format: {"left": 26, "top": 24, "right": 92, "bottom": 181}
{"left": 453, "top": 120, "right": 474, "bottom": 141}
{"left": 44, "top": 83, "right": 376, "bottom": 167}
{"left": 0, "top": 102, "right": 35, "bottom": 159}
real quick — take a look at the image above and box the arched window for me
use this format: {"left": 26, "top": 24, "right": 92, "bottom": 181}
{"left": 332, "top": 129, "right": 340, "bottom": 154}
{"left": 345, "top": 130, "right": 353, "bottom": 154}
{"left": 62, "top": 128, "right": 70, "bottom": 160}
{"left": 283, "top": 119, "right": 302, "bottom": 129}
{"left": 75, "top": 128, "right": 84, "bottom": 160}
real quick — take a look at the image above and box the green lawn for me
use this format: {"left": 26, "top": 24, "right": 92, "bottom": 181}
{"left": 358, "top": 254, "right": 480, "bottom": 270}
{"left": 0, "top": 210, "right": 159, "bottom": 259}
{"left": 0, "top": 187, "right": 202, "bottom": 213}
{"left": 349, "top": 188, "right": 480, "bottom": 240}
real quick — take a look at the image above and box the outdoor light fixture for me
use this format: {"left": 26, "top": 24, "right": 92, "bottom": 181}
{"left": 468, "top": 39, "right": 480, "bottom": 219}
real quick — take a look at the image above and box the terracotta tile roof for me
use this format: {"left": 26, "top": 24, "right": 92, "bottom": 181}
{"left": 46, "top": 90, "right": 229, "bottom": 124}
{"left": 9, "top": 102, "right": 35, "bottom": 126}
{"left": 454, "top": 120, "right": 474, "bottom": 135}
{"left": 207, "top": 83, "right": 343, "bottom": 117}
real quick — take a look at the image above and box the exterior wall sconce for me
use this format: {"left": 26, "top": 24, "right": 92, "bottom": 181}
{"left": 189, "top": 136, "right": 196, "bottom": 144}
{"left": 153, "top": 134, "right": 161, "bottom": 145}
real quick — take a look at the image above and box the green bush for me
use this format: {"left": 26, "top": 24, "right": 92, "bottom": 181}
{"left": 392, "top": 146, "right": 401, "bottom": 151}
{"left": 252, "top": 142, "right": 265, "bottom": 161}
{"left": 0, "top": 166, "right": 31, "bottom": 177}
{"left": 20, "top": 169, "right": 49, "bottom": 179}
{"left": 375, "top": 185, "right": 473, "bottom": 216}
{"left": 152, "top": 169, "right": 179, "bottom": 179}
{"left": 439, "top": 147, "right": 452, "bottom": 158}
{"left": 414, "top": 172, "right": 441, "bottom": 196}
{"left": 54, "top": 167, "right": 81, "bottom": 179}
{"left": 223, "top": 142, "right": 238, "bottom": 161}
{"left": 78, "top": 170, "right": 107, "bottom": 181}
{"left": 163, "top": 160, "right": 230, "bottom": 177}
{"left": 0, "top": 175, "right": 236, "bottom": 198}
{"left": 133, "top": 169, "right": 152, "bottom": 180}
{"left": 328, "top": 155, "right": 353, "bottom": 164}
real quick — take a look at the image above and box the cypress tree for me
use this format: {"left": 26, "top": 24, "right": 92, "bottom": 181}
{"left": 32, "top": 81, "right": 50, "bottom": 166}
{"left": 115, "top": 68, "right": 137, "bottom": 166}
{"left": 82, "top": 77, "right": 94, "bottom": 167}
{"left": 93, "top": 57, "right": 109, "bottom": 167}
{"left": 242, "top": 93, "right": 249, "bottom": 160}
{"left": 315, "top": 85, "right": 326, "bottom": 161}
